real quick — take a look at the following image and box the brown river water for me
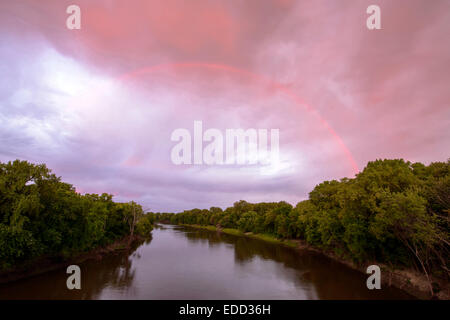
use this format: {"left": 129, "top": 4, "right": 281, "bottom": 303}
{"left": 0, "top": 224, "right": 414, "bottom": 299}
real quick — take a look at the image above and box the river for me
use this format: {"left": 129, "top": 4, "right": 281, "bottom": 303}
{"left": 0, "top": 224, "right": 414, "bottom": 299}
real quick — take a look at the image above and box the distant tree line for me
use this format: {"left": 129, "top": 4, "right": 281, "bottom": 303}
{"left": 0, "top": 160, "right": 153, "bottom": 271}
{"left": 152, "top": 159, "right": 449, "bottom": 292}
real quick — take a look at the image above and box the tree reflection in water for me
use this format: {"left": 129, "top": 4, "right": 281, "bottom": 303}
{"left": 181, "top": 227, "right": 414, "bottom": 300}
{"left": 0, "top": 236, "right": 152, "bottom": 300}
{"left": 0, "top": 227, "right": 414, "bottom": 300}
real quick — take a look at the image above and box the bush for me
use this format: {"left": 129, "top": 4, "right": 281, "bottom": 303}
{"left": 0, "top": 160, "right": 150, "bottom": 270}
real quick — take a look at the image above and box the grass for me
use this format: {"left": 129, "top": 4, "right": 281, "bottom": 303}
{"left": 181, "top": 224, "right": 298, "bottom": 248}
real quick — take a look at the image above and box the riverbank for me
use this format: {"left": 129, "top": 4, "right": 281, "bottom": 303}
{"left": 181, "top": 224, "right": 449, "bottom": 300}
{"left": 181, "top": 224, "right": 298, "bottom": 247}
{"left": 0, "top": 235, "right": 146, "bottom": 285}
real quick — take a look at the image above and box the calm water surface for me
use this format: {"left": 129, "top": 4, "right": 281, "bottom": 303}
{"left": 0, "top": 224, "right": 414, "bottom": 299}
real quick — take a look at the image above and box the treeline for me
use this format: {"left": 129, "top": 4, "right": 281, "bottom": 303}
{"left": 0, "top": 160, "right": 154, "bottom": 271}
{"left": 153, "top": 159, "right": 449, "bottom": 292}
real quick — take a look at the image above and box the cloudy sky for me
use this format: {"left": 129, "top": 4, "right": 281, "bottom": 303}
{"left": 0, "top": 0, "right": 449, "bottom": 212}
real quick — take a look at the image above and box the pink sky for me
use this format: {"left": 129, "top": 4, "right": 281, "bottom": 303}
{"left": 0, "top": 0, "right": 449, "bottom": 211}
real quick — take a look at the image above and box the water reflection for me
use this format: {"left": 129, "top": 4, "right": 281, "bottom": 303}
{"left": 179, "top": 226, "right": 414, "bottom": 300}
{"left": 0, "top": 225, "right": 414, "bottom": 300}
{"left": 0, "top": 236, "right": 151, "bottom": 299}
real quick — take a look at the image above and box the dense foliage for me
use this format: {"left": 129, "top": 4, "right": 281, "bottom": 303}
{"left": 0, "top": 160, "right": 152, "bottom": 270}
{"left": 153, "top": 159, "right": 449, "bottom": 287}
